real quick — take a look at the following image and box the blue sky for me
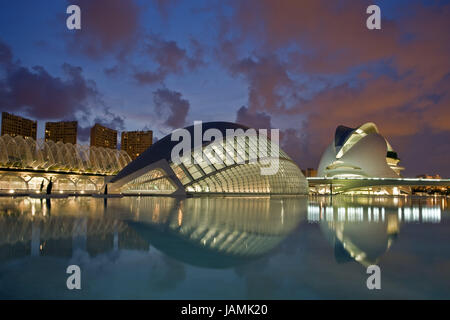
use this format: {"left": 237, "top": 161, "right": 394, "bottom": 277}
{"left": 0, "top": 0, "right": 449, "bottom": 176}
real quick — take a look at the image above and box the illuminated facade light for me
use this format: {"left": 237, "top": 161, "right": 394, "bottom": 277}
{"left": 317, "top": 122, "right": 408, "bottom": 195}
{"left": 109, "top": 122, "right": 309, "bottom": 196}
{"left": 0, "top": 134, "right": 132, "bottom": 175}
{"left": 0, "top": 134, "right": 134, "bottom": 194}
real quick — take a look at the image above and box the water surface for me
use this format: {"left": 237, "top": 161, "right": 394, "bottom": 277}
{"left": 0, "top": 195, "right": 448, "bottom": 299}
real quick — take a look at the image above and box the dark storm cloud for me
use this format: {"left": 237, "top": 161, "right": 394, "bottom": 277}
{"left": 235, "top": 106, "right": 272, "bottom": 130}
{"left": 235, "top": 106, "right": 309, "bottom": 166}
{"left": 96, "top": 108, "right": 126, "bottom": 131}
{"left": 67, "top": 0, "right": 141, "bottom": 59}
{"left": 133, "top": 70, "right": 165, "bottom": 86}
{"left": 0, "top": 40, "right": 99, "bottom": 121}
{"left": 153, "top": 88, "right": 190, "bottom": 129}
{"left": 230, "top": 55, "right": 295, "bottom": 114}
{"left": 77, "top": 107, "right": 125, "bottom": 143}
{"left": 63, "top": 1, "right": 206, "bottom": 84}
{"left": 134, "top": 35, "right": 205, "bottom": 85}
{"left": 0, "top": 40, "right": 127, "bottom": 144}
{"left": 280, "top": 128, "right": 308, "bottom": 168}
{"left": 219, "top": 0, "right": 450, "bottom": 175}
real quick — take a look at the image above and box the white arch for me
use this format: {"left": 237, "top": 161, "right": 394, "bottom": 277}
{"left": 0, "top": 135, "right": 132, "bottom": 175}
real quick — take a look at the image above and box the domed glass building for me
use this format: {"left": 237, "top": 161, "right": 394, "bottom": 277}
{"left": 109, "top": 122, "right": 308, "bottom": 196}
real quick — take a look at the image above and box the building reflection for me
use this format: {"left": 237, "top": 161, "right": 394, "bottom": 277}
{"left": 0, "top": 196, "right": 308, "bottom": 268}
{"left": 0, "top": 197, "right": 147, "bottom": 263}
{"left": 308, "top": 196, "right": 447, "bottom": 266}
{"left": 2, "top": 195, "right": 443, "bottom": 268}
{"left": 112, "top": 196, "right": 308, "bottom": 268}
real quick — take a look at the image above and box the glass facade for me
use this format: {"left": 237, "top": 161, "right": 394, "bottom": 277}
{"left": 119, "top": 169, "right": 177, "bottom": 194}
{"left": 119, "top": 132, "right": 308, "bottom": 195}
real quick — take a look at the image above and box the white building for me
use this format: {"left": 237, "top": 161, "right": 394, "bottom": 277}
{"left": 317, "top": 122, "right": 407, "bottom": 195}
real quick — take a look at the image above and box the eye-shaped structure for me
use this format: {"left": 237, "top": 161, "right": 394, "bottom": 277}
{"left": 109, "top": 122, "right": 308, "bottom": 196}
{"left": 318, "top": 122, "right": 404, "bottom": 179}
{"left": 125, "top": 196, "right": 307, "bottom": 268}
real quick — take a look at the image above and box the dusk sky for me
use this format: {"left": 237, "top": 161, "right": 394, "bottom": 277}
{"left": 0, "top": 0, "right": 449, "bottom": 177}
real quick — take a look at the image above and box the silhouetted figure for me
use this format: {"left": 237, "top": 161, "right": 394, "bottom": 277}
{"left": 46, "top": 198, "right": 51, "bottom": 213}
{"left": 39, "top": 180, "right": 44, "bottom": 193}
{"left": 104, "top": 184, "right": 108, "bottom": 195}
{"left": 46, "top": 178, "right": 53, "bottom": 195}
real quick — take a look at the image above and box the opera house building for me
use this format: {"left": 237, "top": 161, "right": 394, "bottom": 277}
{"left": 317, "top": 122, "right": 408, "bottom": 195}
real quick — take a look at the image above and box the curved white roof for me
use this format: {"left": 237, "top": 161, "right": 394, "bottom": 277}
{"left": 318, "top": 122, "right": 403, "bottom": 179}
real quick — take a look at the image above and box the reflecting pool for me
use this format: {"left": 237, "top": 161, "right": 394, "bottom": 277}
{"left": 0, "top": 195, "right": 449, "bottom": 299}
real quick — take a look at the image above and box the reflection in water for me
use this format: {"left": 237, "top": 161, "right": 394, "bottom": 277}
{"left": 0, "top": 195, "right": 448, "bottom": 299}
{"left": 308, "top": 203, "right": 441, "bottom": 223}
{"left": 0, "top": 197, "right": 145, "bottom": 263}
{"left": 116, "top": 197, "right": 308, "bottom": 268}
{"left": 0, "top": 196, "right": 307, "bottom": 268}
{"left": 308, "top": 196, "right": 446, "bottom": 266}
